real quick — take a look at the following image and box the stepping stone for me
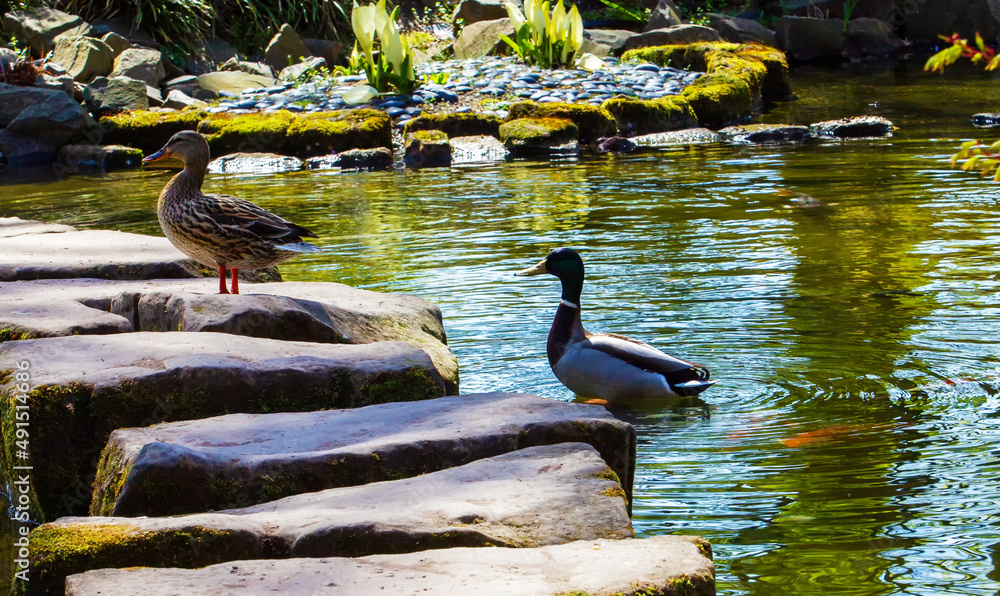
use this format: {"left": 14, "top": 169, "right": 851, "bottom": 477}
{"left": 0, "top": 219, "right": 277, "bottom": 282}
{"left": 808, "top": 116, "right": 894, "bottom": 139}
{"left": 0, "top": 333, "right": 452, "bottom": 521}
{"left": 718, "top": 124, "right": 810, "bottom": 144}
{"left": 64, "top": 535, "right": 715, "bottom": 596}
{"left": 0, "top": 278, "right": 457, "bottom": 389}
{"left": 92, "top": 392, "right": 635, "bottom": 517}
{"left": 28, "top": 444, "right": 632, "bottom": 595}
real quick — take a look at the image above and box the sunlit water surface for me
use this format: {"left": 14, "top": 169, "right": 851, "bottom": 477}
{"left": 5, "top": 60, "right": 1000, "bottom": 595}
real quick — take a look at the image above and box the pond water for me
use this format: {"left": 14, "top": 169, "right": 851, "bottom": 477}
{"left": 5, "top": 59, "right": 1000, "bottom": 595}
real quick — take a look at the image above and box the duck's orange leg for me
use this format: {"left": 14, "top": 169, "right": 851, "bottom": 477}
{"left": 218, "top": 265, "right": 230, "bottom": 295}
{"left": 231, "top": 268, "right": 239, "bottom": 294}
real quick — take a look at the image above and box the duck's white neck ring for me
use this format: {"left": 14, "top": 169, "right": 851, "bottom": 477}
{"left": 559, "top": 299, "right": 580, "bottom": 309}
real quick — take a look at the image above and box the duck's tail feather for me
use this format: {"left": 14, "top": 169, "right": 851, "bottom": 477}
{"left": 275, "top": 241, "right": 322, "bottom": 253}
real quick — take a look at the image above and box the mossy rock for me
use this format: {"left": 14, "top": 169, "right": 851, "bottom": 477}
{"left": 621, "top": 41, "right": 791, "bottom": 125}
{"left": 196, "top": 111, "right": 295, "bottom": 157}
{"left": 284, "top": 109, "right": 392, "bottom": 157}
{"left": 402, "top": 112, "right": 503, "bottom": 138}
{"left": 681, "top": 71, "right": 753, "bottom": 127}
{"left": 403, "top": 129, "right": 451, "bottom": 169}
{"left": 16, "top": 524, "right": 262, "bottom": 596}
{"left": 498, "top": 117, "right": 579, "bottom": 157}
{"left": 99, "top": 109, "right": 207, "bottom": 154}
{"left": 506, "top": 102, "right": 617, "bottom": 142}
{"left": 601, "top": 96, "right": 698, "bottom": 136}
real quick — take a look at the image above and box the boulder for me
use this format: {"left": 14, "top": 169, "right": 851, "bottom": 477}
{"left": 403, "top": 112, "right": 503, "bottom": 138}
{"left": 56, "top": 144, "right": 143, "bottom": 170}
{"left": 185, "top": 37, "right": 239, "bottom": 75}
{"left": 903, "top": 0, "right": 1000, "bottom": 44}
{"left": 507, "top": 101, "right": 617, "bottom": 142}
{"left": 110, "top": 48, "right": 165, "bottom": 87}
{"left": 196, "top": 71, "right": 277, "bottom": 96}
{"left": 51, "top": 35, "right": 113, "bottom": 82}
{"left": 220, "top": 57, "right": 274, "bottom": 78}
{"left": 99, "top": 109, "right": 207, "bottom": 153}
{"left": 631, "top": 127, "right": 722, "bottom": 146}
{"left": 403, "top": 129, "right": 452, "bottom": 168}
{"left": 100, "top": 31, "right": 132, "bottom": 57}
{"left": 499, "top": 117, "right": 579, "bottom": 156}
{"left": 718, "top": 123, "right": 810, "bottom": 143}
{"left": 302, "top": 38, "right": 341, "bottom": 68}
{"left": 681, "top": 71, "right": 753, "bottom": 126}
{"left": 809, "top": 115, "right": 893, "bottom": 138}
{"left": 1, "top": 6, "right": 90, "bottom": 56}
{"left": 197, "top": 110, "right": 391, "bottom": 157}
{"left": 207, "top": 152, "right": 304, "bottom": 174}
{"left": 304, "top": 147, "right": 394, "bottom": 170}
{"left": 0, "top": 46, "right": 16, "bottom": 69}
{"left": 0, "top": 83, "right": 92, "bottom": 163}
{"left": 453, "top": 18, "right": 514, "bottom": 60}
{"left": 843, "top": 17, "right": 906, "bottom": 58}
{"left": 34, "top": 72, "right": 75, "bottom": 98}
{"left": 593, "top": 135, "right": 637, "bottom": 154}
{"left": 146, "top": 84, "right": 163, "bottom": 107}
{"left": 644, "top": 0, "right": 683, "bottom": 31}
{"left": 83, "top": 76, "right": 149, "bottom": 117}
{"left": 580, "top": 29, "right": 637, "bottom": 57}
{"left": 163, "top": 89, "right": 206, "bottom": 110}
{"left": 449, "top": 134, "right": 509, "bottom": 163}
{"left": 264, "top": 23, "right": 312, "bottom": 73}
{"left": 0, "top": 276, "right": 456, "bottom": 390}
{"left": 624, "top": 25, "right": 723, "bottom": 51}
{"left": 278, "top": 56, "right": 327, "bottom": 81}
{"left": 708, "top": 13, "right": 778, "bottom": 47}
{"left": 774, "top": 16, "right": 844, "bottom": 61}
{"left": 601, "top": 95, "right": 698, "bottom": 135}
{"left": 0, "top": 332, "right": 453, "bottom": 520}
{"left": 31, "top": 444, "right": 632, "bottom": 595}
{"left": 453, "top": 0, "right": 510, "bottom": 25}
{"left": 89, "top": 393, "right": 631, "bottom": 517}
{"left": 65, "top": 536, "right": 715, "bottom": 596}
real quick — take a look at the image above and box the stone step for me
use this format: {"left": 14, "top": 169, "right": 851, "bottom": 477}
{"left": 0, "top": 218, "right": 276, "bottom": 282}
{"left": 64, "top": 535, "right": 714, "bottom": 596}
{"left": 91, "top": 392, "right": 635, "bottom": 517}
{"left": 0, "top": 277, "right": 458, "bottom": 389}
{"left": 26, "top": 443, "right": 632, "bottom": 596}
{"left": 0, "top": 332, "right": 452, "bottom": 521}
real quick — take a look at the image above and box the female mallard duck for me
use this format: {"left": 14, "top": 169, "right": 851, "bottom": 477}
{"left": 142, "top": 131, "right": 319, "bottom": 294}
{"left": 516, "top": 247, "right": 716, "bottom": 402}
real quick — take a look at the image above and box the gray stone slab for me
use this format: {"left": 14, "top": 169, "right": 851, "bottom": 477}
{"left": 29, "top": 444, "right": 631, "bottom": 595}
{"left": 0, "top": 216, "right": 76, "bottom": 237}
{"left": 91, "top": 392, "right": 634, "bottom": 517}
{"left": 0, "top": 278, "right": 457, "bottom": 390}
{"left": 65, "top": 535, "right": 714, "bottom": 596}
{"left": 0, "top": 332, "right": 452, "bottom": 521}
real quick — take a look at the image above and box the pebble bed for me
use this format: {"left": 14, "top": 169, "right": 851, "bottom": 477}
{"left": 207, "top": 56, "right": 702, "bottom": 127}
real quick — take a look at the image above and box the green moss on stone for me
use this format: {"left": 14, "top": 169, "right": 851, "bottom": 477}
{"left": 0, "top": 327, "right": 29, "bottom": 342}
{"left": 403, "top": 112, "right": 503, "bottom": 138}
{"left": 621, "top": 41, "right": 740, "bottom": 70}
{"left": 197, "top": 111, "right": 295, "bottom": 157}
{"left": 694, "top": 537, "right": 713, "bottom": 560}
{"left": 361, "top": 367, "right": 444, "bottom": 407}
{"left": 99, "top": 109, "right": 207, "bottom": 154}
{"left": 21, "top": 523, "right": 262, "bottom": 596}
{"left": 285, "top": 109, "right": 392, "bottom": 157}
{"left": 408, "top": 129, "right": 449, "bottom": 143}
{"left": 601, "top": 96, "right": 698, "bottom": 136}
{"left": 498, "top": 117, "right": 579, "bottom": 155}
{"left": 506, "top": 102, "right": 617, "bottom": 141}
{"left": 681, "top": 72, "right": 753, "bottom": 126}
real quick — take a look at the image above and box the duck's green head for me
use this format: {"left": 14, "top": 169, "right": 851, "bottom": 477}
{"left": 517, "top": 247, "right": 585, "bottom": 281}
{"left": 142, "top": 130, "right": 211, "bottom": 166}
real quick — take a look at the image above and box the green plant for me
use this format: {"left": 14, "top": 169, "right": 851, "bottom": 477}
{"left": 592, "top": 0, "right": 646, "bottom": 22}
{"left": 947, "top": 140, "right": 1000, "bottom": 181}
{"left": 501, "top": 0, "right": 584, "bottom": 69}
{"left": 423, "top": 71, "right": 450, "bottom": 85}
{"left": 350, "top": 0, "right": 419, "bottom": 95}
{"left": 842, "top": 0, "right": 859, "bottom": 30}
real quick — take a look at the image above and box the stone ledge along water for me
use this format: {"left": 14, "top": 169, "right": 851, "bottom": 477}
{"left": 90, "top": 392, "right": 635, "bottom": 517}
{"left": 63, "top": 535, "right": 715, "bottom": 596}
{"left": 26, "top": 443, "right": 632, "bottom": 596}
{"left": 0, "top": 332, "right": 453, "bottom": 521}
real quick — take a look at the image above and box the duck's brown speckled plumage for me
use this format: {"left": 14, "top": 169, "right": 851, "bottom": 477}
{"left": 144, "top": 131, "right": 318, "bottom": 293}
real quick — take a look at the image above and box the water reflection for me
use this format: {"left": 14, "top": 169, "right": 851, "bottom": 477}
{"left": 5, "top": 60, "right": 1000, "bottom": 595}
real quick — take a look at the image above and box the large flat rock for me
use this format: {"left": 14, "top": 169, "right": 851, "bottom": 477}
{"left": 0, "top": 278, "right": 458, "bottom": 388}
{"left": 28, "top": 444, "right": 632, "bottom": 596}
{"left": 0, "top": 333, "right": 452, "bottom": 521}
{"left": 64, "top": 535, "right": 715, "bottom": 596}
{"left": 92, "top": 392, "right": 635, "bottom": 517}
{"left": 0, "top": 218, "right": 277, "bottom": 282}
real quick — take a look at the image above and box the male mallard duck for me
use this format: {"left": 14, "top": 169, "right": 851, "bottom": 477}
{"left": 516, "top": 247, "right": 717, "bottom": 402}
{"left": 142, "top": 131, "right": 319, "bottom": 294}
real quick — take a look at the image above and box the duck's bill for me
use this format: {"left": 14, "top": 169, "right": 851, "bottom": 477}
{"left": 515, "top": 260, "right": 547, "bottom": 276}
{"left": 142, "top": 149, "right": 168, "bottom": 163}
